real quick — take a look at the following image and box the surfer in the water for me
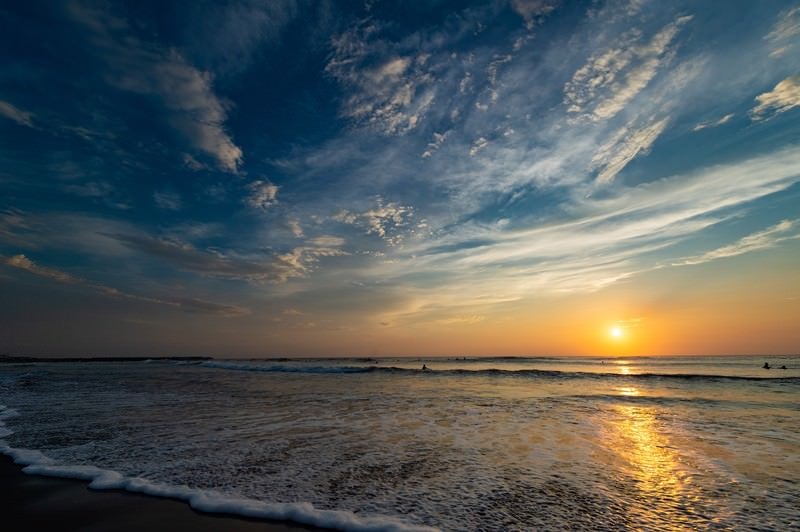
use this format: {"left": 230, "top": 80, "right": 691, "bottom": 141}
{"left": 763, "top": 362, "right": 771, "bottom": 369}
{"left": 422, "top": 364, "right": 428, "bottom": 371}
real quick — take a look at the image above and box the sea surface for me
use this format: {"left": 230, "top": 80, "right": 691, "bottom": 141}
{"left": 1, "top": 355, "right": 799, "bottom": 531}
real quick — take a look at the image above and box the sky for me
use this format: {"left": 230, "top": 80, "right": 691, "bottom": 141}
{"left": 1, "top": 0, "right": 799, "bottom": 357}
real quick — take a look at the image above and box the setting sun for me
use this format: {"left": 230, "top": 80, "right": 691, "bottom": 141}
{"left": 611, "top": 326, "right": 623, "bottom": 339}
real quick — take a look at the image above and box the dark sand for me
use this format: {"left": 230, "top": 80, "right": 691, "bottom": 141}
{"left": 0, "top": 455, "right": 329, "bottom": 531}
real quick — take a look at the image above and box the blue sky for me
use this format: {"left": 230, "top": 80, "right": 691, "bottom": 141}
{"left": 1, "top": 1, "right": 799, "bottom": 356}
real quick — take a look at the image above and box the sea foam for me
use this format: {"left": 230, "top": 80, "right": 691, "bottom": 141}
{"left": 0, "top": 404, "right": 436, "bottom": 532}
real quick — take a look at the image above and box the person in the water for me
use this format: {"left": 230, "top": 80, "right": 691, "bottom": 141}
{"left": 763, "top": 362, "right": 770, "bottom": 369}
{"left": 422, "top": 364, "right": 428, "bottom": 371}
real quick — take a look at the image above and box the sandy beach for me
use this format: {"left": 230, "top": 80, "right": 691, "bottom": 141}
{"left": 0, "top": 455, "right": 327, "bottom": 531}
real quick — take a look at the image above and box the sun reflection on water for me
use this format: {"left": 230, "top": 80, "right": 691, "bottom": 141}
{"left": 613, "top": 359, "right": 632, "bottom": 375}
{"left": 610, "top": 403, "right": 700, "bottom": 529}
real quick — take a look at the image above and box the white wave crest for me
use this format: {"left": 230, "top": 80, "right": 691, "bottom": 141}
{"left": 0, "top": 404, "right": 436, "bottom": 531}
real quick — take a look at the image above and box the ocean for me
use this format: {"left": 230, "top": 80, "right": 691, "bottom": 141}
{"left": 1, "top": 355, "right": 798, "bottom": 531}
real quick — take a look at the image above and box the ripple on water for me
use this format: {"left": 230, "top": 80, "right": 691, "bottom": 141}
{"left": 1, "top": 363, "right": 798, "bottom": 530}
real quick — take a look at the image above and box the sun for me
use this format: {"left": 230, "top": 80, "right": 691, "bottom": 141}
{"left": 610, "top": 326, "right": 623, "bottom": 339}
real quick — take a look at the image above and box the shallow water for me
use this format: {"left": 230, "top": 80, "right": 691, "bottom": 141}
{"left": 1, "top": 356, "right": 799, "bottom": 531}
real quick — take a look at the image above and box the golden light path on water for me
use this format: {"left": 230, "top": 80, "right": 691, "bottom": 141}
{"left": 607, "top": 385, "right": 711, "bottom": 529}
{"left": 615, "top": 359, "right": 632, "bottom": 375}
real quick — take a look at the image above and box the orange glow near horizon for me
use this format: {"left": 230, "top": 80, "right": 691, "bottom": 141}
{"left": 93, "top": 251, "right": 796, "bottom": 358}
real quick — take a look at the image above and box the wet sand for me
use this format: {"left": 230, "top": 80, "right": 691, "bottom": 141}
{"left": 0, "top": 455, "right": 328, "bottom": 531}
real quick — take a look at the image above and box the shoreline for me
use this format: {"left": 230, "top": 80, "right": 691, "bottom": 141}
{"left": 0, "top": 455, "right": 328, "bottom": 531}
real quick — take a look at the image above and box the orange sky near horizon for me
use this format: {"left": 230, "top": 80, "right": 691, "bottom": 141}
{"left": 2, "top": 226, "right": 797, "bottom": 358}
{"left": 293, "top": 247, "right": 800, "bottom": 358}
{"left": 204, "top": 249, "right": 798, "bottom": 358}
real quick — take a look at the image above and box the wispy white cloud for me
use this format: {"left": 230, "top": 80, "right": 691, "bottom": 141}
{"left": 130, "top": 52, "right": 242, "bottom": 173}
{"left": 182, "top": 153, "right": 208, "bottom": 171}
{"left": 379, "top": 147, "right": 800, "bottom": 304}
{"left": 469, "top": 137, "right": 489, "bottom": 157}
{"left": 750, "top": 75, "right": 800, "bottom": 120}
{"left": 245, "top": 180, "right": 279, "bottom": 209}
{"left": 153, "top": 190, "right": 182, "bottom": 211}
{"left": 0, "top": 100, "right": 34, "bottom": 127}
{"left": 437, "top": 314, "right": 485, "bottom": 326}
{"left": 64, "top": 181, "right": 110, "bottom": 197}
{"left": 591, "top": 117, "right": 669, "bottom": 183}
{"left": 1, "top": 254, "right": 248, "bottom": 316}
{"left": 483, "top": 54, "right": 513, "bottom": 106}
{"left": 60, "top": 180, "right": 131, "bottom": 210}
{"left": 692, "top": 113, "right": 734, "bottom": 131}
{"left": 0, "top": 209, "right": 33, "bottom": 248}
{"left": 674, "top": 220, "right": 799, "bottom": 266}
{"left": 422, "top": 131, "right": 449, "bottom": 158}
{"left": 287, "top": 219, "right": 304, "bottom": 238}
{"left": 333, "top": 198, "right": 414, "bottom": 245}
{"left": 3, "top": 254, "right": 79, "bottom": 284}
{"left": 510, "top": 0, "right": 559, "bottom": 29}
{"left": 0, "top": 211, "right": 144, "bottom": 260}
{"left": 305, "top": 13, "right": 699, "bottom": 240}
{"left": 166, "top": 297, "right": 250, "bottom": 317}
{"left": 281, "top": 4, "right": 561, "bottom": 225}
{"left": 68, "top": 2, "right": 243, "bottom": 173}
{"left": 766, "top": 6, "right": 800, "bottom": 57}
{"left": 564, "top": 15, "right": 692, "bottom": 121}
{"left": 458, "top": 72, "right": 472, "bottom": 95}
{"left": 110, "top": 232, "right": 346, "bottom": 283}
{"left": 325, "top": 23, "right": 437, "bottom": 135}
{"left": 267, "top": 4, "right": 778, "bottom": 301}
{"left": 277, "top": 236, "right": 348, "bottom": 277}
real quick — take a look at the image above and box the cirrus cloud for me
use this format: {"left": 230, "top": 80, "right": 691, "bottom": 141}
{"left": 674, "top": 219, "right": 799, "bottom": 266}
{"left": 68, "top": 2, "right": 243, "bottom": 173}
{"left": 1, "top": 254, "right": 248, "bottom": 317}
{"left": 0, "top": 100, "right": 34, "bottom": 127}
{"left": 564, "top": 15, "right": 693, "bottom": 121}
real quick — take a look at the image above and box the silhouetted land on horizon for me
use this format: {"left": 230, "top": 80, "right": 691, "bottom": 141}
{"left": 0, "top": 355, "right": 212, "bottom": 363}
